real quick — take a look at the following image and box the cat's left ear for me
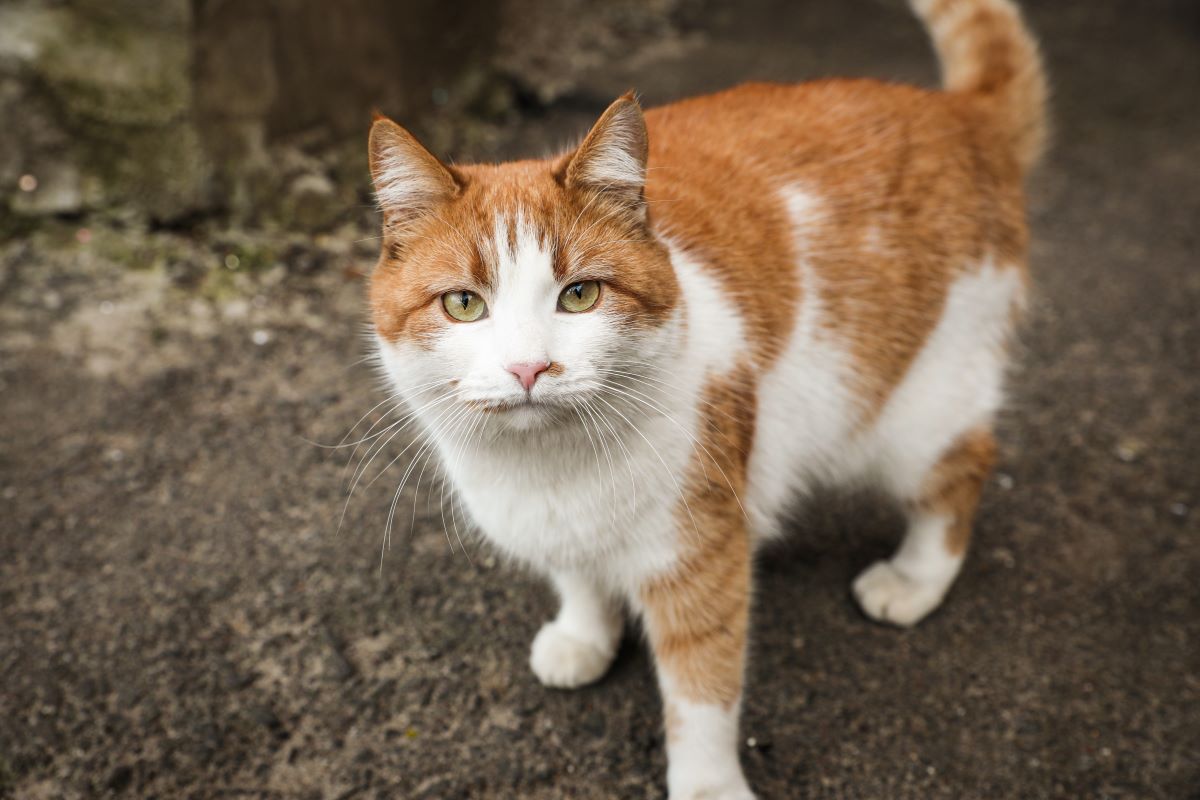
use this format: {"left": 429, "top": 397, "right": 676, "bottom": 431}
{"left": 559, "top": 92, "right": 649, "bottom": 221}
{"left": 368, "top": 115, "right": 462, "bottom": 231}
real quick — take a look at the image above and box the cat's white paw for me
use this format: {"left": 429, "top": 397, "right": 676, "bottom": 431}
{"left": 669, "top": 779, "right": 756, "bottom": 800}
{"left": 530, "top": 622, "right": 616, "bottom": 689}
{"left": 852, "top": 560, "right": 950, "bottom": 627}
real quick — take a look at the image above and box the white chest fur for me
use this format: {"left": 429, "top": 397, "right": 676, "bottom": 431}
{"left": 378, "top": 242, "right": 748, "bottom": 591}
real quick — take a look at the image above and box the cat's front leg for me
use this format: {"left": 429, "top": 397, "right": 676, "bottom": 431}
{"left": 641, "top": 522, "right": 755, "bottom": 800}
{"left": 530, "top": 570, "right": 623, "bottom": 689}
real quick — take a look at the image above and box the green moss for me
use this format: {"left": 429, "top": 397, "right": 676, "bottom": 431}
{"left": 195, "top": 234, "right": 281, "bottom": 300}
{"left": 0, "top": 752, "right": 13, "bottom": 796}
{"left": 88, "top": 227, "right": 194, "bottom": 273}
{"left": 29, "top": 4, "right": 212, "bottom": 220}
{"left": 217, "top": 241, "right": 278, "bottom": 273}
{"left": 37, "top": 12, "right": 191, "bottom": 127}
{"left": 198, "top": 263, "right": 241, "bottom": 302}
{"left": 0, "top": 206, "right": 40, "bottom": 245}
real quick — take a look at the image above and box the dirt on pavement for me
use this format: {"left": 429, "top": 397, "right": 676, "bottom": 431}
{"left": 1, "top": 1, "right": 1197, "bottom": 798}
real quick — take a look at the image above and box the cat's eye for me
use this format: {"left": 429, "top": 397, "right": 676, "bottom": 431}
{"left": 442, "top": 290, "right": 487, "bottom": 322}
{"left": 558, "top": 280, "right": 601, "bottom": 313}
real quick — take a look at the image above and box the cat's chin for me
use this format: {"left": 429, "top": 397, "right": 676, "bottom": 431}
{"left": 498, "top": 404, "right": 553, "bottom": 431}
{"left": 480, "top": 398, "right": 573, "bottom": 433}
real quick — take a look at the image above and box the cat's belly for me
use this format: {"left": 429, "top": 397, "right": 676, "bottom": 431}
{"left": 746, "top": 257, "right": 1024, "bottom": 533}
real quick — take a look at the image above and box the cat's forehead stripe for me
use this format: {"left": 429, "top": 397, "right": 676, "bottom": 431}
{"left": 482, "top": 210, "right": 556, "bottom": 295}
{"left": 486, "top": 209, "right": 555, "bottom": 280}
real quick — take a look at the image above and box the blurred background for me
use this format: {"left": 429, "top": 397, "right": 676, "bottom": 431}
{"left": 1, "top": 0, "right": 1197, "bottom": 798}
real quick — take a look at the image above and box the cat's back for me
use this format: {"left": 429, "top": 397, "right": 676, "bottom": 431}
{"left": 643, "top": 79, "right": 1032, "bottom": 512}
{"left": 644, "top": 78, "right": 1025, "bottom": 270}
{"left": 643, "top": 78, "right": 1029, "bottom": 402}
{"left": 646, "top": 79, "right": 948, "bottom": 172}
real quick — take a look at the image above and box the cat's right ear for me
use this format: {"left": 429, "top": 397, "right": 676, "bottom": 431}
{"left": 368, "top": 116, "right": 461, "bottom": 229}
{"left": 558, "top": 92, "right": 649, "bottom": 222}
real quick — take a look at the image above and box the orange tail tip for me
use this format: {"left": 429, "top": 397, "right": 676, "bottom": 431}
{"left": 910, "top": 0, "right": 1049, "bottom": 173}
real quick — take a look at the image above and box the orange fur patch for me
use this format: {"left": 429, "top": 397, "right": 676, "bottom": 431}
{"left": 642, "top": 79, "right": 1029, "bottom": 419}
{"left": 917, "top": 427, "right": 997, "bottom": 555}
{"left": 640, "top": 374, "right": 756, "bottom": 707}
{"left": 370, "top": 161, "right": 679, "bottom": 346}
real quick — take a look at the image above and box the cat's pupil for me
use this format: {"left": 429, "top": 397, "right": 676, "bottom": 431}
{"left": 571, "top": 284, "right": 583, "bottom": 298}
{"left": 459, "top": 292, "right": 470, "bottom": 310}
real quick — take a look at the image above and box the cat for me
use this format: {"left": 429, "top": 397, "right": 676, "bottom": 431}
{"left": 363, "top": 0, "right": 1046, "bottom": 796}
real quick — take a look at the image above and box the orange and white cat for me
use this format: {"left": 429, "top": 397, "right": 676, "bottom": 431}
{"left": 365, "top": 0, "right": 1046, "bottom": 796}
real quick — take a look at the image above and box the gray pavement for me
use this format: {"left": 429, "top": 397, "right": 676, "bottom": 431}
{"left": 1, "top": 1, "right": 1197, "bottom": 797}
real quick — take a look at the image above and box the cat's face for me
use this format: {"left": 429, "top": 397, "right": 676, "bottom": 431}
{"left": 369, "top": 97, "right": 679, "bottom": 432}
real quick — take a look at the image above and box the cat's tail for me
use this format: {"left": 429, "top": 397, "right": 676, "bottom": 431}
{"left": 910, "top": 0, "right": 1048, "bottom": 173}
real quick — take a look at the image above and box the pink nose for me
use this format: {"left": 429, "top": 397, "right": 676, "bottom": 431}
{"left": 506, "top": 361, "right": 549, "bottom": 391}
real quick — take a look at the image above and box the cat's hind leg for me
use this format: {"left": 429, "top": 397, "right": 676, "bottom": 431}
{"left": 853, "top": 427, "right": 996, "bottom": 627}
{"left": 530, "top": 570, "right": 624, "bottom": 688}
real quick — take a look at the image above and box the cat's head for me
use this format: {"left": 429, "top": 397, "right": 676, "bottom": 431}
{"left": 368, "top": 95, "right": 680, "bottom": 432}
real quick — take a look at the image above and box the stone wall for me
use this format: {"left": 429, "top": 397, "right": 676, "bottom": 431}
{"left": 1, "top": 0, "right": 205, "bottom": 220}
{"left": 0, "top": 0, "right": 695, "bottom": 227}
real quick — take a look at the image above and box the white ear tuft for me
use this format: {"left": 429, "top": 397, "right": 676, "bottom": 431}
{"left": 368, "top": 118, "right": 460, "bottom": 227}
{"left": 563, "top": 93, "right": 648, "bottom": 212}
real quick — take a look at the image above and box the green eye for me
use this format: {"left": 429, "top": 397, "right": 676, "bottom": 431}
{"left": 559, "top": 280, "right": 601, "bottom": 313}
{"left": 442, "top": 290, "right": 487, "bottom": 322}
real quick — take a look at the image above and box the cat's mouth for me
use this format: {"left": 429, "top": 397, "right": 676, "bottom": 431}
{"left": 466, "top": 395, "right": 555, "bottom": 414}
{"left": 463, "top": 394, "right": 583, "bottom": 430}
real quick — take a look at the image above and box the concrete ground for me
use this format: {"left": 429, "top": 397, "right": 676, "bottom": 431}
{"left": 1, "top": 1, "right": 1197, "bottom": 797}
